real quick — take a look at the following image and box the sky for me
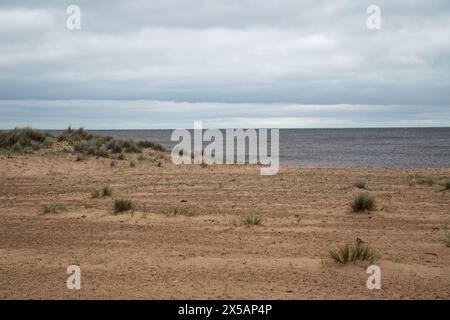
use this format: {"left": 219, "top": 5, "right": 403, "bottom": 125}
{"left": 0, "top": 0, "right": 449, "bottom": 129}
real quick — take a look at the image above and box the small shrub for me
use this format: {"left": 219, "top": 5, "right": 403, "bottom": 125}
{"left": 350, "top": 192, "right": 376, "bottom": 212}
{"left": 94, "top": 147, "right": 109, "bottom": 158}
{"left": 41, "top": 203, "right": 67, "bottom": 214}
{"left": 110, "top": 160, "right": 117, "bottom": 167}
{"left": 75, "top": 154, "right": 85, "bottom": 161}
{"left": 137, "top": 154, "right": 146, "bottom": 161}
{"left": 353, "top": 180, "right": 366, "bottom": 189}
{"left": 242, "top": 215, "right": 263, "bottom": 226}
{"left": 329, "top": 240, "right": 378, "bottom": 264}
{"left": 113, "top": 199, "right": 135, "bottom": 214}
{"left": 130, "top": 160, "right": 136, "bottom": 167}
{"left": 157, "top": 161, "right": 162, "bottom": 167}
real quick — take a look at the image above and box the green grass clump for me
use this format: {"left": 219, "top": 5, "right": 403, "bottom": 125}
{"left": 329, "top": 240, "right": 378, "bottom": 264}
{"left": 0, "top": 127, "right": 53, "bottom": 152}
{"left": 350, "top": 192, "right": 376, "bottom": 212}
{"left": 242, "top": 215, "right": 263, "bottom": 226}
{"left": 113, "top": 199, "right": 135, "bottom": 214}
{"left": 353, "top": 180, "right": 366, "bottom": 189}
{"left": 41, "top": 203, "right": 67, "bottom": 214}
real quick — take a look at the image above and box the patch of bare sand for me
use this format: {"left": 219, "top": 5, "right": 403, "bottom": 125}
{"left": 0, "top": 153, "right": 449, "bottom": 299}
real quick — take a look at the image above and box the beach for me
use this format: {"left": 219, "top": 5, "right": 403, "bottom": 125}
{"left": 0, "top": 151, "right": 449, "bottom": 299}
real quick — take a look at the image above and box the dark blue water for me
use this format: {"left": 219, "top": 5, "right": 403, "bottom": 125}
{"left": 52, "top": 128, "right": 450, "bottom": 168}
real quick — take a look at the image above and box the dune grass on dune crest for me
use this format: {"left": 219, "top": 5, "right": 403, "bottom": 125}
{"left": 0, "top": 127, "right": 54, "bottom": 152}
{"left": 0, "top": 127, "right": 167, "bottom": 157}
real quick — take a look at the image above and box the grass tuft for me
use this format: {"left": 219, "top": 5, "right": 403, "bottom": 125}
{"left": 40, "top": 203, "right": 67, "bottom": 214}
{"left": 102, "top": 186, "right": 112, "bottom": 197}
{"left": 350, "top": 192, "right": 376, "bottom": 212}
{"left": 113, "top": 199, "right": 135, "bottom": 214}
{"left": 91, "top": 186, "right": 112, "bottom": 198}
{"left": 242, "top": 215, "right": 263, "bottom": 226}
{"left": 329, "top": 239, "right": 378, "bottom": 264}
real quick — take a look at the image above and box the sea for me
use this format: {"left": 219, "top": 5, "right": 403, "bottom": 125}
{"left": 49, "top": 127, "right": 450, "bottom": 168}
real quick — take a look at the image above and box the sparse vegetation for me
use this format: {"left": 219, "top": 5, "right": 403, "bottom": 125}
{"left": 137, "top": 140, "right": 166, "bottom": 152}
{"left": 102, "top": 186, "right": 112, "bottom": 197}
{"left": 110, "top": 160, "right": 117, "bottom": 167}
{"left": 92, "top": 186, "right": 112, "bottom": 198}
{"left": 130, "top": 160, "right": 136, "bottom": 167}
{"left": 242, "top": 215, "right": 263, "bottom": 226}
{"left": 443, "top": 233, "right": 450, "bottom": 247}
{"left": 40, "top": 203, "right": 67, "bottom": 214}
{"left": 0, "top": 127, "right": 53, "bottom": 152}
{"left": 113, "top": 199, "right": 135, "bottom": 214}
{"left": 163, "top": 206, "right": 194, "bottom": 217}
{"left": 350, "top": 192, "right": 376, "bottom": 212}
{"left": 410, "top": 176, "right": 436, "bottom": 186}
{"left": 353, "top": 180, "right": 366, "bottom": 189}
{"left": 329, "top": 239, "right": 378, "bottom": 264}
{"left": 0, "top": 127, "right": 167, "bottom": 159}
{"left": 137, "top": 154, "right": 146, "bottom": 161}
{"left": 91, "top": 189, "right": 101, "bottom": 198}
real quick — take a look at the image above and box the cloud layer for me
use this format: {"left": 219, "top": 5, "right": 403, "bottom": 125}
{"left": 0, "top": 1, "right": 449, "bottom": 128}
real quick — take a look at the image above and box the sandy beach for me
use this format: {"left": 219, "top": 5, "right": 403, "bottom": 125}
{"left": 0, "top": 150, "right": 449, "bottom": 299}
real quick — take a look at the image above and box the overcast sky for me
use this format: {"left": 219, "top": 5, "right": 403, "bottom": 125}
{"left": 1, "top": 0, "right": 449, "bottom": 128}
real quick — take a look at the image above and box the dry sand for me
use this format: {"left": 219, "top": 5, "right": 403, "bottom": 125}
{"left": 0, "top": 151, "right": 449, "bottom": 299}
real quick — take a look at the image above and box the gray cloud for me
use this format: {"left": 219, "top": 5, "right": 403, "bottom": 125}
{"left": 0, "top": 1, "right": 449, "bottom": 127}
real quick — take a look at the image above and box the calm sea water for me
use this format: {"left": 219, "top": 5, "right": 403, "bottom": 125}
{"left": 53, "top": 128, "right": 450, "bottom": 168}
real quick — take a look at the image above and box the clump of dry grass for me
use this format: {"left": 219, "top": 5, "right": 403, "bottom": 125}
{"left": 40, "top": 203, "right": 67, "bottom": 214}
{"left": 163, "top": 206, "right": 195, "bottom": 217}
{"left": 350, "top": 192, "right": 376, "bottom": 213}
{"left": 242, "top": 215, "right": 263, "bottom": 226}
{"left": 329, "top": 239, "right": 378, "bottom": 264}
{"left": 91, "top": 186, "right": 112, "bottom": 198}
{"left": 409, "top": 176, "right": 436, "bottom": 186}
{"left": 353, "top": 180, "right": 366, "bottom": 189}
